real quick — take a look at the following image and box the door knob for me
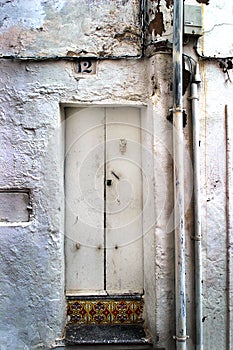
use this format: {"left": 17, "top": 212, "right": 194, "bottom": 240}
{"left": 106, "top": 179, "right": 112, "bottom": 186}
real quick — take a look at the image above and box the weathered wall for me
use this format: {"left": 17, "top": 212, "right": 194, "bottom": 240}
{"left": 146, "top": 0, "right": 173, "bottom": 49}
{"left": 0, "top": 0, "right": 233, "bottom": 349}
{"left": 197, "top": 1, "right": 233, "bottom": 57}
{"left": 0, "top": 58, "right": 151, "bottom": 349}
{"left": 198, "top": 60, "right": 233, "bottom": 349}
{"left": 0, "top": 0, "right": 142, "bottom": 58}
{"left": 187, "top": 1, "right": 233, "bottom": 348}
{"left": 146, "top": 1, "right": 233, "bottom": 349}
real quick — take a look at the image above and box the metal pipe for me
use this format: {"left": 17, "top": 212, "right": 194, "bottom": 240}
{"left": 225, "top": 104, "right": 233, "bottom": 350}
{"left": 172, "top": 1, "right": 188, "bottom": 349}
{"left": 190, "top": 63, "right": 203, "bottom": 350}
{"left": 140, "top": 0, "right": 146, "bottom": 57}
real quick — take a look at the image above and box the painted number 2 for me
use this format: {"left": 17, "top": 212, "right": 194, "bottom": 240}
{"left": 77, "top": 60, "right": 93, "bottom": 74}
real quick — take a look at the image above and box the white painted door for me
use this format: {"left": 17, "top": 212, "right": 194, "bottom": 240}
{"left": 65, "top": 107, "right": 143, "bottom": 295}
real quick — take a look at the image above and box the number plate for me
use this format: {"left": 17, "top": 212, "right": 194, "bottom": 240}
{"left": 73, "top": 59, "right": 97, "bottom": 77}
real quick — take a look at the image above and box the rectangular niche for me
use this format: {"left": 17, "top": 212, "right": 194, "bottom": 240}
{"left": 0, "top": 190, "right": 32, "bottom": 224}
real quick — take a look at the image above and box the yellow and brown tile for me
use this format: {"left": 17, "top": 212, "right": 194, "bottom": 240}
{"left": 67, "top": 298, "right": 144, "bottom": 325}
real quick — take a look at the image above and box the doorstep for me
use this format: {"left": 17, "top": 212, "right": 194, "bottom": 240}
{"left": 65, "top": 324, "right": 151, "bottom": 346}
{"left": 64, "top": 295, "right": 152, "bottom": 348}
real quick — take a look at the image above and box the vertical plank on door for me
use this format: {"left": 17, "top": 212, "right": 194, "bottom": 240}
{"left": 105, "top": 107, "right": 143, "bottom": 293}
{"left": 65, "top": 107, "right": 105, "bottom": 293}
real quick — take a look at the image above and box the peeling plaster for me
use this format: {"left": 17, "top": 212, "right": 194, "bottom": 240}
{"left": 165, "top": 0, "right": 173, "bottom": 8}
{"left": 0, "top": 0, "right": 142, "bottom": 58}
{"left": 146, "top": 0, "right": 173, "bottom": 51}
{"left": 148, "top": 10, "right": 165, "bottom": 37}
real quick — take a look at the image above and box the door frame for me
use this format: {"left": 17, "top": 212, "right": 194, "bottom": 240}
{"left": 60, "top": 103, "right": 156, "bottom": 328}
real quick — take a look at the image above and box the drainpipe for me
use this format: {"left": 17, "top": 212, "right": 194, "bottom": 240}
{"left": 225, "top": 104, "right": 233, "bottom": 350}
{"left": 172, "top": 1, "right": 188, "bottom": 349}
{"left": 190, "top": 63, "right": 203, "bottom": 350}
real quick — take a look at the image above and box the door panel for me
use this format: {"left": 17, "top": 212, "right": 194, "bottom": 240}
{"left": 105, "top": 107, "right": 143, "bottom": 292}
{"left": 65, "top": 107, "right": 143, "bottom": 295}
{"left": 65, "top": 107, "right": 105, "bottom": 292}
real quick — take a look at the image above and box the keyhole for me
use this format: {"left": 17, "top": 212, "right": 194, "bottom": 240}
{"left": 106, "top": 179, "right": 112, "bottom": 186}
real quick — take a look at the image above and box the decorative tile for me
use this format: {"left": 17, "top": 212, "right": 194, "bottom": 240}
{"left": 67, "top": 298, "right": 144, "bottom": 325}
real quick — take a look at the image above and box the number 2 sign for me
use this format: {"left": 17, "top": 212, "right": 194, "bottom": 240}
{"left": 74, "top": 60, "right": 97, "bottom": 76}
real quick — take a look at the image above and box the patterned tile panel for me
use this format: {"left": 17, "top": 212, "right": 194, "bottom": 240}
{"left": 67, "top": 298, "right": 144, "bottom": 325}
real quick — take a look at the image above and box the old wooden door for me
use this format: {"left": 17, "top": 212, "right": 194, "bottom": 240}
{"left": 65, "top": 107, "right": 143, "bottom": 295}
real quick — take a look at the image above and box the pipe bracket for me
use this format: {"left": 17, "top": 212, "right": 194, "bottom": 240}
{"left": 188, "top": 95, "right": 199, "bottom": 101}
{"left": 173, "top": 335, "right": 190, "bottom": 342}
{"left": 191, "top": 235, "right": 202, "bottom": 241}
{"left": 169, "top": 107, "right": 186, "bottom": 113}
{"left": 172, "top": 107, "right": 184, "bottom": 113}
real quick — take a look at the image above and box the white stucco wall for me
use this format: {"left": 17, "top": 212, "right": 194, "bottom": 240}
{"left": 0, "top": 58, "right": 153, "bottom": 349}
{"left": 198, "top": 60, "right": 233, "bottom": 349}
{"left": 0, "top": 0, "right": 233, "bottom": 349}
{"left": 197, "top": 1, "right": 233, "bottom": 57}
{"left": 146, "top": 1, "right": 233, "bottom": 348}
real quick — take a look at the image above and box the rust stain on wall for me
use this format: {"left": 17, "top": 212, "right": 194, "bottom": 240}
{"left": 148, "top": 10, "right": 165, "bottom": 36}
